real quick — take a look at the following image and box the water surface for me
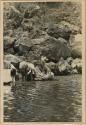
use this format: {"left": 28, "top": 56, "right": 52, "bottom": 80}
{"left": 4, "top": 75, "right": 82, "bottom": 122}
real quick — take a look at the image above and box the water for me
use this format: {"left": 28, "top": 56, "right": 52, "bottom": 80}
{"left": 4, "top": 75, "right": 82, "bottom": 122}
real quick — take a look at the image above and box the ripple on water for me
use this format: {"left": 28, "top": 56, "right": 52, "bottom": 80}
{"left": 4, "top": 75, "right": 82, "bottom": 122}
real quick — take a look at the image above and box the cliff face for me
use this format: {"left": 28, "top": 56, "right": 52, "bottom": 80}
{"left": 3, "top": 2, "right": 82, "bottom": 62}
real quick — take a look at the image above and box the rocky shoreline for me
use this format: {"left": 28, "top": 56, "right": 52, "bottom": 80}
{"left": 3, "top": 2, "right": 82, "bottom": 80}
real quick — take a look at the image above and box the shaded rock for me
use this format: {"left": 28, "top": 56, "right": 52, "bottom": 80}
{"left": 28, "top": 36, "right": 71, "bottom": 62}
{"left": 57, "top": 57, "right": 71, "bottom": 75}
{"left": 69, "top": 34, "right": 82, "bottom": 58}
{"left": 66, "top": 57, "right": 73, "bottom": 65}
{"left": 71, "top": 69, "right": 78, "bottom": 74}
{"left": 12, "top": 37, "right": 33, "bottom": 56}
{"left": 71, "top": 58, "right": 82, "bottom": 73}
{"left": 47, "top": 23, "right": 72, "bottom": 41}
{"left": 4, "top": 36, "right": 15, "bottom": 52}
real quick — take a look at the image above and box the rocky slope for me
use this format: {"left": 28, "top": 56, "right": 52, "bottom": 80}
{"left": 3, "top": 2, "right": 82, "bottom": 74}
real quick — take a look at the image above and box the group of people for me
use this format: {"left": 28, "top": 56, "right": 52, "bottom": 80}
{"left": 10, "top": 56, "right": 54, "bottom": 85}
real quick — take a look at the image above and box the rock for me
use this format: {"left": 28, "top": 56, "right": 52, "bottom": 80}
{"left": 66, "top": 57, "right": 73, "bottom": 65}
{"left": 69, "top": 34, "right": 82, "bottom": 58}
{"left": 28, "top": 35, "right": 71, "bottom": 62}
{"left": 35, "top": 66, "right": 44, "bottom": 80}
{"left": 21, "top": 19, "right": 33, "bottom": 31}
{"left": 35, "top": 66, "right": 54, "bottom": 80}
{"left": 42, "top": 72, "right": 54, "bottom": 80}
{"left": 4, "top": 54, "right": 22, "bottom": 63}
{"left": 12, "top": 37, "right": 33, "bottom": 56}
{"left": 71, "top": 69, "right": 78, "bottom": 74}
{"left": 59, "top": 21, "right": 81, "bottom": 34}
{"left": 71, "top": 58, "right": 82, "bottom": 73}
{"left": 57, "top": 57, "right": 71, "bottom": 75}
{"left": 47, "top": 23, "right": 72, "bottom": 41}
{"left": 4, "top": 36, "right": 15, "bottom": 53}
{"left": 24, "top": 5, "right": 40, "bottom": 19}
{"left": 57, "top": 37, "right": 68, "bottom": 44}
{"left": 46, "top": 62, "right": 56, "bottom": 74}
{"left": 7, "top": 6, "right": 23, "bottom": 28}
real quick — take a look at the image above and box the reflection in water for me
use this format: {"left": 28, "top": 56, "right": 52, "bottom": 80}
{"left": 4, "top": 75, "right": 82, "bottom": 122}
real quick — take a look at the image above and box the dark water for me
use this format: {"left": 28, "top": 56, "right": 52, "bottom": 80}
{"left": 4, "top": 75, "right": 82, "bottom": 122}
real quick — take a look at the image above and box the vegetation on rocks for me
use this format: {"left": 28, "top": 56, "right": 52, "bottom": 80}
{"left": 3, "top": 2, "right": 82, "bottom": 75}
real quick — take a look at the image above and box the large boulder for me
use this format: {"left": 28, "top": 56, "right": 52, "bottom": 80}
{"left": 28, "top": 36, "right": 71, "bottom": 62}
{"left": 69, "top": 34, "right": 82, "bottom": 58}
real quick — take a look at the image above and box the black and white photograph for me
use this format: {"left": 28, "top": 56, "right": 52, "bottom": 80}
{"left": 1, "top": 0, "right": 85, "bottom": 123}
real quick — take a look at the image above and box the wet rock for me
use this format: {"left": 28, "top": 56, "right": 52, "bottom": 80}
{"left": 69, "top": 34, "right": 82, "bottom": 58}
{"left": 71, "top": 69, "right": 78, "bottom": 74}
{"left": 42, "top": 72, "right": 54, "bottom": 80}
{"left": 35, "top": 66, "right": 54, "bottom": 80}
{"left": 57, "top": 57, "right": 71, "bottom": 75}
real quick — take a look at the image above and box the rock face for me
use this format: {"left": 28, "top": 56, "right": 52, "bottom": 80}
{"left": 28, "top": 36, "right": 71, "bottom": 62}
{"left": 3, "top": 3, "right": 82, "bottom": 76}
{"left": 69, "top": 34, "right": 82, "bottom": 58}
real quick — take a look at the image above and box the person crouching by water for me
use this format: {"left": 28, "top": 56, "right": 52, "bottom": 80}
{"left": 26, "top": 69, "right": 36, "bottom": 81}
{"left": 40, "top": 56, "right": 54, "bottom": 80}
{"left": 10, "top": 63, "right": 16, "bottom": 86}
